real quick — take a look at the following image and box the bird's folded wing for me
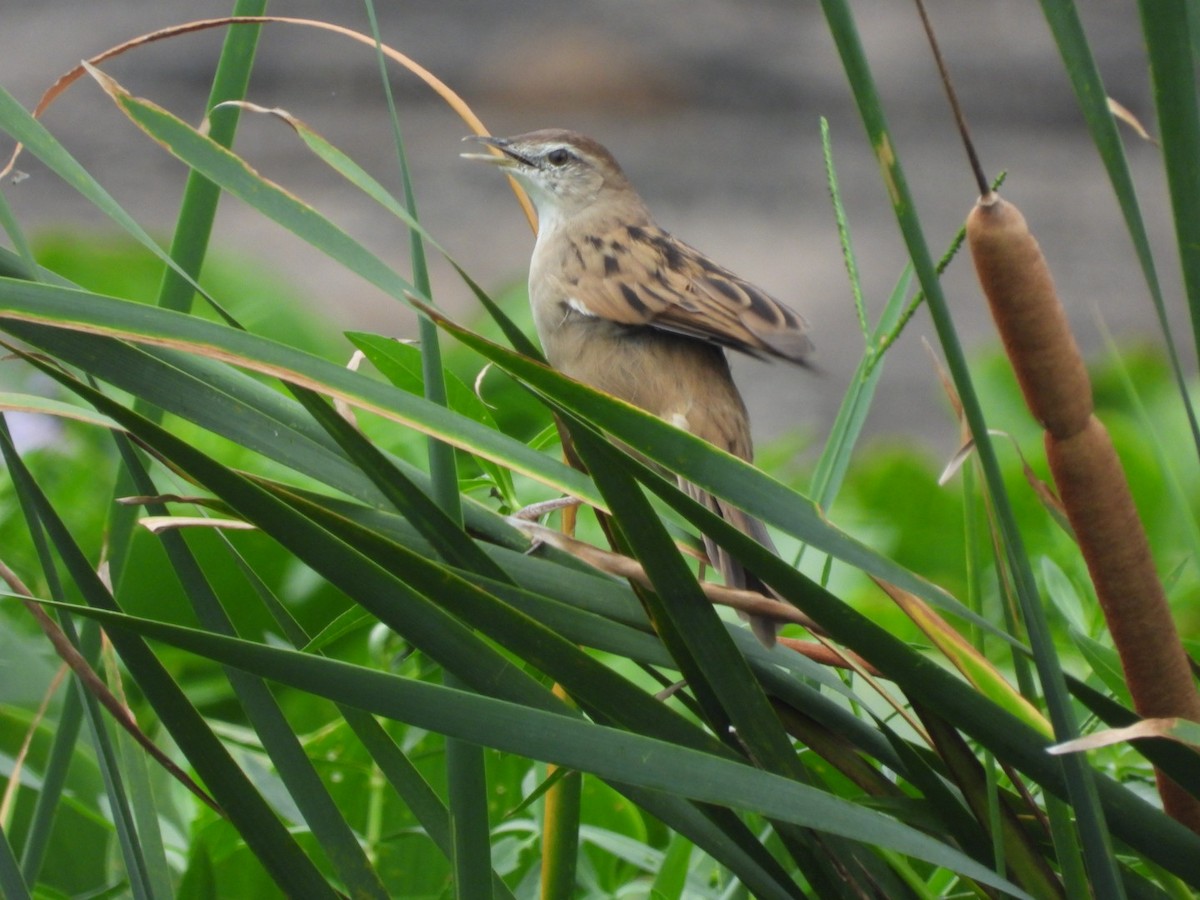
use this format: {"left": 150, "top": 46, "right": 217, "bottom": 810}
{"left": 563, "top": 221, "right": 814, "bottom": 364}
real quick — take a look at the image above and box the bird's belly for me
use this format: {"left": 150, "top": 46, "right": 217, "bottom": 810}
{"left": 541, "top": 314, "right": 752, "bottom": 457}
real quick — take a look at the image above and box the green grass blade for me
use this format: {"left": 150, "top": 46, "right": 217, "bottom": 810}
{"left": 0, "top": 278, "right": 599, "bottom": 505}
{"left": 808, "top": 265, "right": 913, "bottom": 514}
{"left": 85, "top": 66, "right": 417, "bottom": 303}
{"left": 115, "top": 439, "right": 392, "bottom": 899}
{"left": 0, "top": 183, "right": 35, "bottom": 274}
{"left": 1132, "top": 0, "right": 1200, "bottom": 421}
{"left": 540, "top": 764, "right": 582, "bottom": 900}
{"left": 16, "top": 663, "right": 85, "bottom": 884}
{"left": 111, "top": 685, "right": 175, "bottom": 900}
{"left": 1, "top": 414, "right": 155, "bottom": 897}
{"left": 0, "top": 428, "right": 338, "bottom": 898}
{"left": 286, "top": 385, "right": 510, "bottom": 582}
{"left": 0, "top": 822, "right": 31, "bottom": 900}
{"left": 641, "top": 797, "right": 803, "bottom": 899}
{"left": 78, "top": 643, "right": 155, "bottom": 900}
{"left": 7, "top": 326, "right": 510, "bottom": 532}
{"left": 249, "top": 491, "right": 655, "bottom": 654}
{"left": 2, "top": 415, "right": 94, "bottom": 889}
{"left": 0, "top": 391, "right": 119, "bottom": 433}
{"left": 102, "top": 621, "right": 174, "bottom": 899}
{"left": 154, "top": 1, "right": 266, "bottom": 317}
{"left": 649, "top": 833, "right": 692, "bottom": 900}
{"left": 105, "top": 0, "right": 268, "bottom": 597}
{"left": 0, "top": 85, "right": 218, "bottom": 313}
{"left": 822, "top": 117, "right": 870, "bottom": 342}
{"left": 445, "top": 732, "right": 492, "bottom": 900}
{"left": 564, "top": 425, "right": 844, "bottom": 892}
{"left": 38, "top": 604, "right": 1037, "bottom": 899}
{"left": 566, "top": 429, "right": 811, "bottom": 778}
{"left": 361, "top": 4, "right": 461, "bottom": 522}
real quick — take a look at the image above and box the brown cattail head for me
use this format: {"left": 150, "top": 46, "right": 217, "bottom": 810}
{"left": 1046, "top": 417, "right": 1196, "bottom": 720}
{"left": 968, "top": 189, "right": 1200, "bottom": 832}
{"left": 967, "top": 193, "right": 1092, "bottom": 439}
{"left": 1047, "top": 416, "right": 1200, "bottom": 831}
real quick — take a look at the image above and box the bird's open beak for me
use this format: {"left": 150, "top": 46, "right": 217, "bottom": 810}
{"left": 460, "top": 135, "right": 531, "bottom": 168}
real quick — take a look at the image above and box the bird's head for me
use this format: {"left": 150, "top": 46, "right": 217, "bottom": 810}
{"left": 462, "top": 129, "right": 637, "bottom": 228}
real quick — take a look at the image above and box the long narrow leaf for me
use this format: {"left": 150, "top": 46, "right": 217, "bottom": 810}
{"left": 116, "top": 440, "right": 391, "bottom": 899}
{"left": 1134, "top": 0, "right": 1200, "bottom": 383}
{"left": 0, "top": 278, "right": 599, "bottom": 505}
{"left": 0, "top": 86, "right": 220, "bottom": 315}
{"left": 85, "top": 64, "right": 418, "bottom": 305}
{"left": 34, "top": 602, "right": 1035, "bottom": 899}
{"left": 0, "top": 822, "right": 30, "bottom": 900}
{"left": 0, "top": 428, "right": 338, "bottom": 898}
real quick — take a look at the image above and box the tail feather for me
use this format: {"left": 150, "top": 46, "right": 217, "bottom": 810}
{"left": 682, "top": 479, "right": 783, "bottom": 648}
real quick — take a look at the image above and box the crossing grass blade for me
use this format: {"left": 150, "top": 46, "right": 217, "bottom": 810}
{"left": 0, "top": 277, "right": 600, "bottom": 506}
{"left": 0, "top": 427, "right": 340, "bottom": 899}
{"left": 26, "top": 601, "right": 1037, "bottom": 899}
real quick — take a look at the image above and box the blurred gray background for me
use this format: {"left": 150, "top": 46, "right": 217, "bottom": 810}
{"left": 0, "top": 1, "right": 1186, "bottom": 458}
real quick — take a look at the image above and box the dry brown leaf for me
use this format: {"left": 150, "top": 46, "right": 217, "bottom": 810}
{"left": 1048, "top": 717, "right": 1200, "bottom": 755}
{"left": 118, "top": 493, "right": 211, "bottom": 506}
{"left": 137, "top": 516, "right": 256, "bottom": 534}
{"left": 938, "top": 437, "right": 975, "bottom": 486}
{"left": 1107, "top": 96, "right": 1157, "bottom": 144}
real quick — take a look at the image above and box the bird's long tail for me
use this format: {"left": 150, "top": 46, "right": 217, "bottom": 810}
{"left": 682, "top": 480, "right": 785, "bottom": 648}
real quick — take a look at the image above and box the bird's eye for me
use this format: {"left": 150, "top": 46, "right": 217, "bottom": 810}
{"left": 546, "top": 148, "right": 570, "bottom": 166}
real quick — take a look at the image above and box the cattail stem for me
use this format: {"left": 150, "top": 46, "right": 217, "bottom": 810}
{"left": 912, "top": 0, "right": 989, "bottom": 195}
{"left": 968, "top": 192, "right": 1200, "bottom": 832}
